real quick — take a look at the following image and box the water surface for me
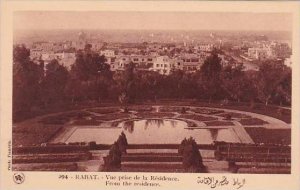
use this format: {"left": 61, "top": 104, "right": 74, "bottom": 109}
{"left": 66, "top": 119, "right": 240, "bottom": 144}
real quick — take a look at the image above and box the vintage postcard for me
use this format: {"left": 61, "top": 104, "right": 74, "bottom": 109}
{"left": 0, "top": 0, "right": 300, "bottom": 190}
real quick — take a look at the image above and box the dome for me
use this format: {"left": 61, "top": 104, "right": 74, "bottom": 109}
{"left": 78, "top": 31, "right": 86, "bottom": 41}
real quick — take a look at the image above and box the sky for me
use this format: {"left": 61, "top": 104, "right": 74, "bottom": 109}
{"left": 14, "top": 11, "right": 292, "bottom": 31}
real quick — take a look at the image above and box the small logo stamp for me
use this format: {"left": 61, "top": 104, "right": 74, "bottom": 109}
{"left": 13, "top": 173, "right": 25, "bottom": 184}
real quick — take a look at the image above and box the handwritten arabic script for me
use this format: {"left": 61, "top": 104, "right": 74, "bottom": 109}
{"left": 197, "top": 176, "right": 245, "bottom": 189}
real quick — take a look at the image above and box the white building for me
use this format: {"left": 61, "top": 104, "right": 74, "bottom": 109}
{"left": 100, "top": 50, "right": 116, "bottom": 69}
{"left": 247, "top": 47, "right": 273, "bottom": 60}
{"left": 41, "top": 52, "right": 76, "bottom": 70}
{"left": 284, "top": 57, "right": 292, "bottom": 68}
{"left": 176, "top": 53, "right": 203, "bottom": 72}
{"left": 152, "top": 56, "right": 175, "bottom": 75}
{"left": 100, "top": 50, "right": 115, "bottom": 58}
{"left": 116, "top": 55, "right": 155, "bottom": 71}
{"left": 195, "top": 44, "right": 214, "bottom": 52}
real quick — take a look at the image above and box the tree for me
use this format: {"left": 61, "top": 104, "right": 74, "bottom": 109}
{"left": 122, "top": 62, "right": 136, "bottom": 103}
{"left": 221, "top": 64, "right": 253, "bottom": 102}
{"left": 199, "top": 50, "right": 223, "bottom": 102}
{"left": 135, "top": 71, "right": 161, "bottom": 101}
{"left": 256, "top": 61, "right": 288, "bottom": 106}
{"left": 272, "top": 67, "right": 291, "bottom": 105}
{"left": 13, "top": 45, "right": 44, "bottom": 120}
{"left": 70, "top": 46, "right": 109, "bottom": 81}
{"left": 41, "top": 59, "right": 68, "bottom": 107}
{"left": 69, "top": 45, "right": 111, "bottom": 102}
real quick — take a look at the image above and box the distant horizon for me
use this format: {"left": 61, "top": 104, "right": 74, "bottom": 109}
{"left": 14, "top": 11, "right": 293, "bottom": 32}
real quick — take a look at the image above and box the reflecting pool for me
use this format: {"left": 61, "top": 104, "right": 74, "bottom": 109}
{"left": 65, "top": 119, "right": 240, "bottom": 144}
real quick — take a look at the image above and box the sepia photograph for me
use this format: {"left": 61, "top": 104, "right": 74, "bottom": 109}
{"left": 1, "top": 0, "right": 300, "bottom": 189}
{"left": 11, "top": 10, "right": 293, "bottom": 175}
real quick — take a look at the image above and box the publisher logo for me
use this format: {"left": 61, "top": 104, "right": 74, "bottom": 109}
{"left": 13, "top": 173, "right": 25, "bottom": 184}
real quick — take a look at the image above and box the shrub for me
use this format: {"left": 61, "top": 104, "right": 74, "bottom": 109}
{"left": 103, "top": 142, "right": 122, "bottom": 171}
{"left": 179, "top": 137, "right": 206, "bottom": 172}
{"left": 178, "top": 138, "right": 187, "bottom": 155}
{"left": 117, "top": 132, "right": 128, "bottom": 154}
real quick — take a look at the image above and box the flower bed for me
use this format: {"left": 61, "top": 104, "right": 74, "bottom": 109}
{"left": 245, "top": 127, "right": 291, "bottom": 145}
{"left": 192, "top": 108, "right": 224, "bottom": 115}
{"left": 218, "top": 112, "right": 251, "bottom": 119}
{"left": 239, "top": 118, "right": 268, "bottom": 125}
{"left": 86, "top": 108, "right": 120, "bottom": 114}
{"left": 128, "top": 106, "right": 153, "bottom": 112}
{"left": 204, "top": 121, "right": 234, "bottom": 126}
{"left": 178, "top": 114, "right": 217, "bottom": 121}
{"left": 159, "top": 106, "right": 189, "bottom": 113}
{"left": 135, "top": 112, "right": 174, "bottom": 118}
{"left": 93, "top": 113, "right": 131, "bottom": 121}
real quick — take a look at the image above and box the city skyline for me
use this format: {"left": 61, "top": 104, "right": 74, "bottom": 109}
{"left": 14, "top": 11, "right": 292, "bottom": 32}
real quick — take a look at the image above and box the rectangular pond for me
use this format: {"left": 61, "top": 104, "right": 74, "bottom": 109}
{"left": 64, "top": 119, "right": 240, "bottom": 144}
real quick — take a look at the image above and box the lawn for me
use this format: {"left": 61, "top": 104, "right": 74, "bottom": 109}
{"left": 239, "top": 118, "right": 268, "bottom": 125}
{"left": 245, "top": 127, "right": 291, "bottom": 145}
{"left": 13, "top": 124, "right": 63, "bottom": 146}
{"left": 39, "top": 111, "right": 92, "bottom": 125}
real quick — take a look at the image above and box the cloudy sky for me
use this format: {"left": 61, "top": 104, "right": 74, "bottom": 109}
{"left": 14, "top": 11, "right": 292, "bottom": 31}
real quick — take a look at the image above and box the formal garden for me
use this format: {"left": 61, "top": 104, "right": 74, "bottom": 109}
{"left": 13, "top": 105, "right": 290, "bottom": 146}
{"left": 12, "top": 45, "right": 291, "bottom": 173}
